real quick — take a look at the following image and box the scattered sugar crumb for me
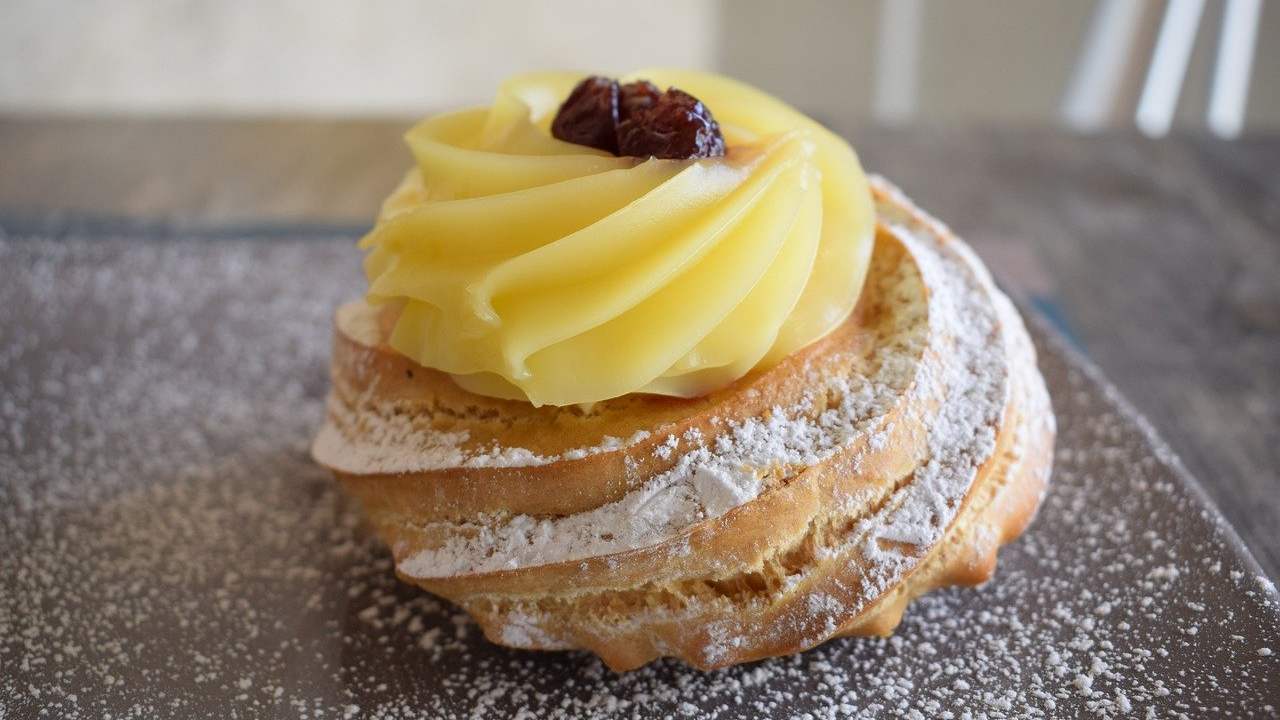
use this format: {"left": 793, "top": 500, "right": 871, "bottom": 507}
{"left": 2, "top": 207, "right": 1277, "bottom": 719}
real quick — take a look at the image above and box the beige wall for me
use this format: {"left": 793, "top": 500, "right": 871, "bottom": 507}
{"left": 2, "top": 0, "right": 1278, "bottom": 131}
{"left": 0, "top": 0, "right": 719, "bottom": 114}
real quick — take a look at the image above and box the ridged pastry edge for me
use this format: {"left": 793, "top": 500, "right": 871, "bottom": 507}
{"left": 313, "top": 176, "right": 1055, "bottom": 670}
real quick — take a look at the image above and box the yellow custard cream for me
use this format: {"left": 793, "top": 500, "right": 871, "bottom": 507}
{"left": 360, "top": 70, "right": 875, "bottom": 406}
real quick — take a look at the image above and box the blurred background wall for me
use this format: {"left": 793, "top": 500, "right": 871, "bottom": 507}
{"left": 2, "top": 0, "right": 1277, "bottom": 134}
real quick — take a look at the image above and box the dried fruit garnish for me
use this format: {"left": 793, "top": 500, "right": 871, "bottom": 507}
{"left": 617, "top": 87, "right": 725, "bottom": 160}
{"left": 550, "top": 76, "right": 726, "bottom": 161}
{"left": 618, "top": 80, "right": 661, "bottom": 124}
{"left": 550, "top": 76, "right": 620, "bottom": 154}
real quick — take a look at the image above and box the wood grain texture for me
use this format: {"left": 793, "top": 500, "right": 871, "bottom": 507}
{"left": 0, "top": 116, "right": 1276, "bottom": 580}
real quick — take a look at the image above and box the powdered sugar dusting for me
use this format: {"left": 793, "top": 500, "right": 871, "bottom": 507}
{"left": 396, "top": 265, "right": 923, "bottom": 576}
{"left": 397, "top": 180, "right": 1009, "bottom": 580}
{"left": 2, "top": 223, "right": 1277, "bottom": 718}
{"left": 312, "top": 386, "right": 654, "bottom": 473}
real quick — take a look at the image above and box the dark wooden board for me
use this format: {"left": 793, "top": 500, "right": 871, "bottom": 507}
{"left": 0, "top": 232, "right": 1276, "bottom": 718}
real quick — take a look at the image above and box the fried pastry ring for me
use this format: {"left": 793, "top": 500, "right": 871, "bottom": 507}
{"left": 312, "top": 177, "right": 1055, "bottom": 671}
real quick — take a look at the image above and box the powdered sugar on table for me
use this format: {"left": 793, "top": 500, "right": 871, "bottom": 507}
{"left": 1, "top": 223, "right": 1277, "bottom": 719}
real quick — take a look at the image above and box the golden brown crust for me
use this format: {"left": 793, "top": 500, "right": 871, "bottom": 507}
{"left": 312, "top": 177, "right": 1055, "bottom": 671}
{"left": 320, "top": 292, "right": 880, "bottom": 521}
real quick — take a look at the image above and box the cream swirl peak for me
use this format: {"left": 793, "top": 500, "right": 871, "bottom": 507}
{"left": 360, "top": 69, "right": 875, "bottom": 407}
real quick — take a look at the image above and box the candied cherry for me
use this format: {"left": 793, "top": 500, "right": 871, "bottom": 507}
{"left": 550, "top": 76, "right": 726, "bottom": 160}
{"left": 618, "top": 80, "right": 661, "bottom": 124}
{"left": 551, "top": 76, "right": 619, "bottom": 154}
{"left": 617, "top": 87, "right": 725, "bottom": 160}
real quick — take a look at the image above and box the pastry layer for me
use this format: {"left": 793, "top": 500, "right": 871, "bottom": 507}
{"left": 312, "top": 176, "right": 1055, "bottom": 670}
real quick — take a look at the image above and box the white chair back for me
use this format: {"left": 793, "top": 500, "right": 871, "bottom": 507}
{"left": 871, "top": 0, "right": 1263, "bottom": 138}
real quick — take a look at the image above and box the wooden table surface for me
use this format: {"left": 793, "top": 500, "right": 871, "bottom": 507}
{"left": 2, "top": 117, "right": 1277, "bottom": 580}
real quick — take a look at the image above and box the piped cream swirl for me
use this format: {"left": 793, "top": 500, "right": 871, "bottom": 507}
{"left": 361, "top": 69, "right": 875, "bottom": 406}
